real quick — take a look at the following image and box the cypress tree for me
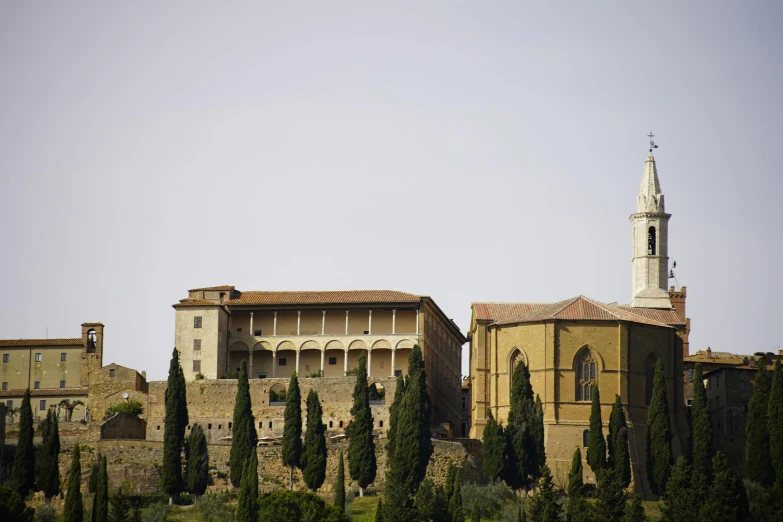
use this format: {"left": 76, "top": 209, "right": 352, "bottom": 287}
{"left": 386, "top": 373, "right": 406, "bottom": 459}
{"left": 230, "top": 360, "right": 257, "bottom": 487}
{"left": 592, "top": 469, "right": 626, "bottom": 522}
{"left": 646, "top": 359, "right": 672, "bottom": 496}
{"left": 236, "top": 449, "right": 258, "bottom": 522}
{"left": 608, "top": 395, "right": 631, "bottom": 488}
{"left": 161, "top": 347, "right": 189, "bottom": 501}
{"left": 448, "top": 470, "right": 463, "bottom": 522}
{"left": 282, "top": 372, "right": 302, "bottom": 489}
{"left": 532, "top": 394, "right": 546, "bottom": 475}
{"left": 347, "top": 353, "right": 376, "bottom": 496}
{"left": 699, "top": 452, "right": 749, "bottom": 522}
{"left": 407, "top": 345, "right": 433, "bottom": 486}
{"left": 444, "top": 460, "right": 456, "bottom": 502}
{"left": 660, "top": 457, "right": 695, "bottom": 522}
{"left": 587, "top": 387, "right": 607, "bottom": 473}
{"left": 63, "top": 445, "right": 84, "bottom": 522}
{"left": 301, "top": 389, "right": 327, "bottom": 492}
{"left": 621, "top": 495, "right": 647, "bottom": 522}
{"left": 38, "top": 408, "right": 61, "bottom": 504}
{"left": 689, "top": 363, "right": 712, "bottom": 496}
{"left": 528, "top": 465, "right": 560, "bottom": 522}
{"left": 108, "top": 489, "right": 130, "bottom": 522}
{"left": 415, "top": 478, "right": 445, "bottom": 522}
{"left": 481, "top": 410, "right": 505, "bottom": 482}
{"left": 92, "top": 455, "right": 109, "bottom": 522}
{"left": 186, "top": 424, "right": 209, "bottom": 499}
{"left": 745, "top": 363, "right": 773, "bottom": 485}
{"left": 11, "top": 388, "right": 34, "bottom": 496}
{"left": 505, "top": 359, "right": 536, "bottom": 491}
{"left": 334, "top": 452, "right": 346, "bottom": 513}
{"left": 518, "top": 503, "right": 526, "bottom": 522}
{"left": 768, "top": 357, "right": 783, "bottom": 482}
{"left": 566, "top": 448, "right": 590, "bottom": 522}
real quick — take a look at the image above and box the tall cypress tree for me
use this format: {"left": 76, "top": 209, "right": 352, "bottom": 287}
{"left": 482, "top": 410, "right": 505, "bottom": 482}
{"left": 334, "top": 452, "right": 346, "bottom": 513}
{"left": 592, "top": 469, "right": 626, "bottom": 522}
{"left": 689, "top": 363, "right": 712, "bottom": 496}
{"left": 767, "top": 358, "right": 783, "bottom": 482}
{"left": 699, "top": 452, "right": 750, "bottom": 522}
{"left": 161, "top": 347, "right": 189, "bottom": 501}
{"left": 660, "top": 457, "right": 695, "bottom": 522}
{"left": 11, "top": 388, "right": 34, "bottom": 496}
{"left": 407, "top": 345, "right": 433, "bottom": 486}
{"left": 108, "top": 489, "right": 130, "bottom": 522}
{"left": 621, "top": 495, "right": 647, "bottom": 522}
{"left": 566, "top": 448, "right": 590, "bottom": 522}
{"left": 448, "top": 470, "right": 463, "bottom": 522}
{"left": 745, "top": 363, "right": 773, "bottom": 485}
{"left": 587, "top": 387, "right": 607, "bottom": 473}
{"left": 63, "top": 445, "right": 84, "bottom": 522}
{"left": 608, "top": 395, "right": 631, "bottom": 488}
{"left": 38, "top": 408, "right": 61, "bottom": 504}
{"left": 92, "top": 455, "right": 109, "bottom": 522}
{"left": 230, "top": 360, "right": 257, "bottom": 487}
{"left": 186, "top": 424, "right": 209, "bottom": 500}
{"left": 646, "top": 359, "right": 672, "bottom": 496}
{"left": 444, "top": 460, "right": 456, "bottom": 502}
{"left": 528, "top": 465, "right": 560, "bottom": 522}
{"left": 505, "top": 359, "right": 536, "bottom": 491}
{"left": 532, "top": 394, "right": 546, "bottom": 477}
{"left": 301, "top": 389, "right": 327, "bottom": 492}
{"left": 386, "top": 373, "right": 406, "bottom": 459}
{"left": 347, "top": 353, "right": 376, "bottom": 496}
{"left": 282, "top": 372, "right": 302, "bottom": 489}
{"left": 235, "top": 449, "right": 259, "bottom": 522}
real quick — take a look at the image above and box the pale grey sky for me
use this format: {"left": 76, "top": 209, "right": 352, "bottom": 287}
{"left": 1, "top": 2, "right": 780, "bottom": 380}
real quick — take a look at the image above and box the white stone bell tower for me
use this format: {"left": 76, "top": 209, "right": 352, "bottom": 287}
{"left": 630, "top": 151, "right": 673, "bottom": 308}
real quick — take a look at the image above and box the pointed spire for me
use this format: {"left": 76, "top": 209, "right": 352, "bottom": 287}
{"left": 636, "top": 153, "right": 665, "bottom": 213}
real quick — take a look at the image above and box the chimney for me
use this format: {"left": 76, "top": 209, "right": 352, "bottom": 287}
{"left": 706, "top": 346, "right": 712, "bottom": 358}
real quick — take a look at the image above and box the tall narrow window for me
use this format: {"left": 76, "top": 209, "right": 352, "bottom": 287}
{"left": 645, "top": 354, "right": 657, "bottom": 406}
{"left": 194, "top": 316, "right": 203, "bottom": 328}
{"left": 61, "top": 353, "right": 67, "bottom": 362}
{"left": 583, "top": 429, "right": 590, "bottom": 448}
{"left": 35, "top": 353, "right": 42, "bottom": 362}
{"left": 648, "top": 226, "right": 657, "bottom": 255}
{"left": 193, "top": 339, "right": 201, "bottom": 351}
{"left": 575, "top": 350, "right": 597, "bottom": 401}
{"left": 192, "top": 360, "right": 201, "bottom": 372}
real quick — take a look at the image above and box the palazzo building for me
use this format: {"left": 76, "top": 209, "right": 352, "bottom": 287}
{"left": 173, "top": 289, "right": 466, "bottom": 430}
{"left": 468, "top": 152, "right": 691, "bottom": 497}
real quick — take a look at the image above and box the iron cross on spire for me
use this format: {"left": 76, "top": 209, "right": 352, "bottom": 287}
{"left": 648, "top": 132, "right": 659, "bottom": 152}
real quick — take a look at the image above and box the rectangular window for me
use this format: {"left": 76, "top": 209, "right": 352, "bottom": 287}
{"left": 193, "top": 360, "right": 201, "bottom": 372}
{"left": 193, "top": 339, "right": 201, "bottom": 351}
{"left": 1, "top": 382, "right": 6, "bottom": 390}
{"left": 741, "top": 381, "right": 748, "bottom": 391}
{"left": 35, "top": 353, "right": 42, "bottom": 362}
{"left": 6, "top": 400, "right": 13, "bottom": 408}
{"left": 237, "top": 327, "right": 242, "bottom": 332}
{"left": 60, "top": 380, "right": 66, "bottom": 388}
{"left": 279, "top": 358, "right": 287, "bottom": 366}
{"left": 109, "top": 369, "right": 116, "bottom": 378}
{"left": 688, "top": 369, "right": 694, "bottom": 382}
{"left": 61, "top": 353, "right": 67, "bottom": 362}
{"left": 328, "top": 357, "right": 337, "bottom": 366}
{"left": 686, "top": 398, "right": 693, "bottom": 407}
{"left": 39, "top": 400, "right": 46, "bottom": 410}
{"left": 194, "top": 316, "right": 203, "bottom": 328}
{"left": 254, "top": 329, "right": 262, "bottom": 336}
{"left": 2, "top": 354, "right": 7, "bottom": 363}
{"left": 268, "top": 421, "right": 273, "bottom": 429}
{"left": 34, "top": 381, "right": 40, "bottom": 389}
{"left": 395, "top": 370, "right": 402, "bottom": 377}
{"left": 461, "top": 396, "right": 467, "bottom": 409}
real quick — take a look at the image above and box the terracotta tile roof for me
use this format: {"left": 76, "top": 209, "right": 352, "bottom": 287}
{"left": 615, "top": 306, "right": 686, "bottom": 326}
{"left": 0, "top": 338, "right": 83, "bottom": 347}
{"left": 493, "top": 296, "right": 672, "bottom": 328}
{"left": 81, "top": 322, "right": 104, "bottom": 327}
{"left": 176, "top": 290, "right": 423, "bottom": 307}
{"left": 0, "top": 387, "right": 88, "bottom": 398}
{"left": 188, "top": 285, "right": 236, "bottom": 292}
{"left": 471, "top": 303, "right": 549, "bottom": 322}
{"left": 684, "top": 350, "right": 747, "bottom": 365}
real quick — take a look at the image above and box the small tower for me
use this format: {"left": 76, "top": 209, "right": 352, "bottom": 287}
{"left": 80, "top": 322, "right": 105, "bottom": 386}
{"left": 630, "top": 153, "right": 673, "bottom": 308}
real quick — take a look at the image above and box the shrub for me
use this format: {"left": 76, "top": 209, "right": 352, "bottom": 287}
{"left": 220, "top": 372, "right": 239, "bottom": 379}
{"left": 104, "top": 399, "right": 144, "bottom": 420}
{"left": 194, "top": 372, "right": 205, "bottom": 380}
{"left": 461, "top": 481, "right": 516, "bottom": 520}
{"left": 269, "top": 389, "right": 287, "bottom": 403}
{"left": 35, "top": 505, "right": 58, "bottom": 522}
{"left": 258, "top": 490, "right": 349, "bottom": 522}
{"left": 141, "top": 502, "right": 170, "bottom": 522}
{"left": 197, "top": 493, "right": 236, "bottom": 522}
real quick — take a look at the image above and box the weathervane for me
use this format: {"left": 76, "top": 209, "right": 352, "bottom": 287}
{"left": 648, "top": 132, "right": 659, "bottom": 153}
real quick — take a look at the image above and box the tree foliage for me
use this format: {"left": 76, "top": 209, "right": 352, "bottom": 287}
{"left": 482, "top": 409, "right": 505, "bottom": 482}
{"left": 608, "top": 395, "right": 631, "bottom": 488}
{"left": 689, "top": 364, "right": 713, "bottom": 496}
{"left": 660, "top": 457, "right": 695, "bottom": 522}
{"left": 587, "top": 387, "right": 607, "bottom": 473}
{"left": 622, "top": 494, "right": 647, "bottom": 522}
{"left": 282, "top": 372, "right": 303, "bottom": 489}
{"left": 386, "top": 373, "right": 406, "bottom": 459}
{"left": 236, "top": 450, "right": 259, "bottom": 522}
{"left": 103, "top": 399, "right": 144, "bottom": 420}
{"left": 334, "top": 452, "right": 346, "bottom": 513}
{"left": 505, "top": 359, "right": 542, "bottom": 491}
{"left": 592, "top": 469, "right": 627, "bottom": 522}
{"left": 161, "top": 347, "right": 189, "bottom": 498}
{"left": 646, "top": 359, "right": 672, "bottom": 496}
{"left": 767, "top": 358, "right": 783, "bottom": 483}
{"left": 108, "top": 489, "right": 130, "bottom": 522}
{"left": 414, "top": 478, "right": 449, "bottom": 522}
{"left": 229, "top": 360, "right": 257, "bottom": 487}
{"left": 92, "top": 455, "right": 109, "bottom": 522}
{"left": 186, "top": 424, "right": 209, "bottom": 498}
{"left": 347, "top": 353, "right": 376, "bottom": 494}
{"left": 0, "top": 485, "right": 34, "bottom": 522}
{"left": 301, "top": 389, "right": 327, "bottom": 492}
{"left": 528, "top": 465, "right": 560, "bottom": 522}
{"left": 11, "top": 388, "right": 35, "bottom": 496}
{"left": 38, "top": 408, "right": 61, "bottom": 503}
{"left": 746, "top": 364, "right": 773, "bottom": 486}
{"left": 448, "top": 470, "right": 463, "bottom": 522}
{"left": 63, "top": 445, "right": 84, "bottom": 522}
{"left": 257, "top": 490, "right": 349, "bottom": 522}
{"left": 698, "top": 452, "right": 749, "bottom": 522}
{"left": 566, "top": 448, "right": 590, "bottom": 522}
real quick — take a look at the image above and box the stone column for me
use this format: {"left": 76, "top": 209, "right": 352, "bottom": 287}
{"left": 272, "top": 350, "right": 277, "bottom": 378}
{"left": 297, "top": 311, "right": 301, "bottom": 336}
{"left": 249, "top": 312, "right": 254, "bottom": 336}
{"left": 391, "top": 348, "right": 396, "bottom": 377}
{"left": 296, "top": 349, "right": 300, "bottom": 376}
{"left": 344, "top": 349, "right": 349, "bottom": 376}
{"left": 367, "top": 349, "right": 372, "bottom": 377}
{"left": 392, "top": 310, "right": 396, "bottom": 334}
{"left": 368, "top": 310, "right": 372, "bottom": 335}
{"left": 273, "top": 312, "right": 278, "bottom": 336}
{"left": 322, "top": 311, "right": 326, "bottom": 335}
{"left": 248, "top": 347, "right": 253, "bottom": 379}
{"left": 321, "top": 350, "right": 325, "bottom": 373}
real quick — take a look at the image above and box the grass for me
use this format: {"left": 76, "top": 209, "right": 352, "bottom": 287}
{"left": 642, "top": 500, "right": 662, "bottom": 521}
{"left": 348, "top": 495, "right": 380, "bottom": 521}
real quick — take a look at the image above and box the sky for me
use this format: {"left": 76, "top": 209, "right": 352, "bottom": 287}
{"left": 1, "top": 2, "right": 781, "bottom": 380}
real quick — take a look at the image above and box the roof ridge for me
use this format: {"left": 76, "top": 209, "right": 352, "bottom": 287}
{"left": 579, "top": 296, "right": 627, "bottom": 321}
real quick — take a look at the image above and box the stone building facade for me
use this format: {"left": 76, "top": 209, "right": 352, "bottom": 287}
{"left": 173, "top": 289, "right": 466, "bottom": 430}
{"left": 468, "top": 152, "right": 691, "bottom": 498}
{"left": 683, "top": 348, "right": 748, "bottom": 407}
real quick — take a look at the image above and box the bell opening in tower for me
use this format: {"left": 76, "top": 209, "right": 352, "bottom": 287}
{"left": 648, "top": 226, "right": 656, "bottom": 255}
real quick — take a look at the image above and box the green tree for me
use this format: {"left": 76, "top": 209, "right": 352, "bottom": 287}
{"left": 301, "top": 389, "right": 327, "bottom": 491}
{"left": 282, "top": 372, "right": 303, "bottom": 489}
{"left": 230, "top": 360, "right": 257, "bottom": 487}
{"left": 38, "top": 408, "right": 61, "bottom": 504}
{"left": 768, "top": 357, "right": 783, "bottom": 482}
{"left": 698, "top": 452, "right": 750, "bottom": 522}
{"left": 443, "top": 460, "right": 456, "bottom": 504}
{"left": 592, "top": 469, "right": 626, "bottom": 522}
{"left": 745, "top": 363, "right": 773, "bottom": 485}
{"left": 63, "top": 445, "right": 84, "bottom": 522}
{"left": 236, "top": 450, "right": 259, "bottom": 522}
{"left": 646, "top": 359, "right": 672, "bottom": 496}
{"left": 375, "top": 498, "right": 383, "bottom": 522}
{"left": 689, "top": 364, "right": 713, "bottom": 496}
{"left": 505, "top": 359, "right": 538, "bottom": 491}
{"left": 103, "top": 399, "right": 144, "bottom": 420}
{"left": 608, "top": 395, "right": 631, "bottom": 488}
{"left": 386, "top": 373, "right": 406, "bottom": 459}
{"left": 0, "top": 486, "right": 34, "bottom": 522}
{"left": 108, "top": 489, "right": 130, "bottom": 522}
{"left": 406, "top": 345, "right": 433, "bottom": 487}
{"left": 482, "top": 410, "right": 505, "bottom": 482}
{"left": 257, "top": 490, "right": 349, "bottom": 522}
{"left": 448, "top": 471, "right": 463, "bottom": 522}
{"left": 11, "top": 389, "right": 35, "bottom": 496}
{"left": 161, "top": 347, "right": 189, "bottom": 502}
{"left": 566, "top": 448, "right": 589, "bottom": 522}
{"left": 186, "top": 424, "right": 209, "bottom": 499}
{"left": 660, "top": 457, "right": 695, "bottom": 522}
{"left": 92, "top": 455, "right": 108, "bottom": 522}
{"left": 587, "top": 387, "right": 607, "bottom": 473}
{"left": 347, "top": 353, "right": 376, "bottom": 496}
{"left": 89, "top": 456, "right": 100, "bottom": 493}
{"left": 621, "top": 495, "right": 647, "bottom": 522}
{"left": 334, "top": 452, "right": 346, "bottom": 513}
{"left": 415, "top": 478, "right": 449, "bottom": 522}
{"left": 528, "top": 465, "right": 560, "bottom": 522}
{"left": 532, "top": 394, "right": 546, "bottom": 475}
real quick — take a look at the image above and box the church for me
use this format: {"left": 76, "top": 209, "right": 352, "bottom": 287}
{"left": 468, "top": 151, "right": 691, "bottom": 497}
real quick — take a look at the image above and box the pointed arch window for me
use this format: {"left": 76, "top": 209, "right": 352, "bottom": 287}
{"left": 645, "top": 354, "right": 657, "bottom": 406}
{"left": 575, "top": 351, "right": 597, "bottom": 401}
{"left": 509, "top": 349, "right": 525, "bottom": 384}
{"left": 648, "top": 226, "right": 656, "bottom": 255}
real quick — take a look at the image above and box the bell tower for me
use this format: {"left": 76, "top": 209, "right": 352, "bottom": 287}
{"left": 630, "top": 150, "right": 673, "bottom": 309}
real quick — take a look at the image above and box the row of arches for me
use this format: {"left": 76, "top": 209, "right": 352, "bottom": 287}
{"left": 230, "top": 338, "right": 416, "bottom": 353}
